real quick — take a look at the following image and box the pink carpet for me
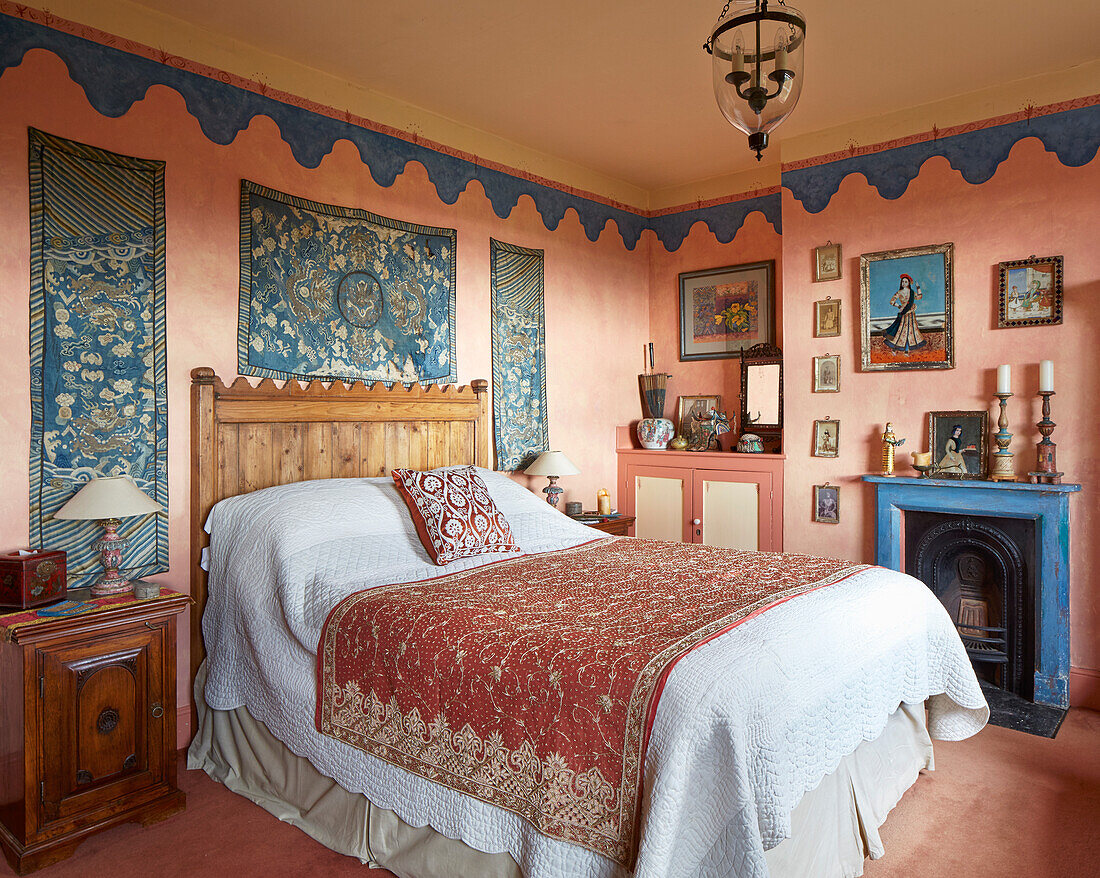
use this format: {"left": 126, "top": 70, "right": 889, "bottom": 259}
{"left": 4, "top": 708, "right": 1097, "bottom": 877}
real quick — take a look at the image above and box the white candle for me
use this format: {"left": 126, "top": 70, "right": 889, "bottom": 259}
{"left": 1039, "top": 360, "right": 1054, "bottom": 392}
{"left": 774, "top": 44, "right": 788, "bottom": 72}
{"left": 997, "top": 364, "right": 1011, "bottom": 394}
{"left": 731, "top": 46, "right": 744, "bottom": 74}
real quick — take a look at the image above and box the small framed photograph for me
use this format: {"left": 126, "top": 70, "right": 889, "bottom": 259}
{"left": 997, "top": 255, "right": 1063, "bottom": 328}
{"left": 812, "top": 419, "right": 840, "bottom": 458}
{"left": 859, "top": 242, "right": 954, "bottom": 372}
{"left": 814, "top": 242, "right": 842, "bottom": 282}
{"left": 678, "top": 394, "right": 721, "bottom": 449}
{"left": 814, "top": 297, "right": 841, "bottom": 337}
{"left": 928, "top": 410, "right": 989, "bottom": 479}
{"left": 813, "top": 484, "right": 840, "bottom": 524}
{"left": 678, "top": 261, "right": 775, "bottom": 361}
{"left": 813, "top": 354, "right": 841, "bottom": 393}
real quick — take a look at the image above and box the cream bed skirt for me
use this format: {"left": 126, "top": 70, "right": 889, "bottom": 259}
{"left": 187, "top": 667, "right": 933, "bottom": 878}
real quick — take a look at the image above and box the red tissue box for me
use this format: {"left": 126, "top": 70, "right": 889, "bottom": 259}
{"left": 0, "top": 549, "right": 67, "bottom": 609}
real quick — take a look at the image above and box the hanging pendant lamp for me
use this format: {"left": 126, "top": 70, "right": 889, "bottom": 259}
{"left": 704, "top": 0, "right": 807, "bottom": 161}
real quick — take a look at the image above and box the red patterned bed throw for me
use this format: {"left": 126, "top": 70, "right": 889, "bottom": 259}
{"left": 316, "top": 538, "right": 866, "bottom": 865}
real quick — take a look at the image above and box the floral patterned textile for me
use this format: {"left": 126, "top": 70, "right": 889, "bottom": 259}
{"left": 238, "top": 180, "right": 457, "bottom": 384}
{"left": 317, "top": 538, "right": 866, "bottom": 864}
{"left": 391, "top": 467, "right": 522, "bottom": 565}
{"left": 28, "top": 129, "right": 168, "bottom": 587}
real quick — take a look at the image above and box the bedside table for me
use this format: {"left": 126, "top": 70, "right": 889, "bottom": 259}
{"left": 583, "top": 516, "right": 635, "bottom": 536}
{"left": 0, "top": 586, "right": 189, "bottom": 874}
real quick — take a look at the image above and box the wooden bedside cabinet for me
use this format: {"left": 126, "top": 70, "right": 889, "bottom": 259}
{"left": 0, "top": 587, "right": 189, "bottom": 874}
{"left": 583, "top": 516, "right": 635, "bottom": 536}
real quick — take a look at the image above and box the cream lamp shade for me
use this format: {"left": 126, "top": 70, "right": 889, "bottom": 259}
{"left": 53, "top": 475, "right": 163, "bottom": 597}
{"left": 524, "top": 451, "right": 580, "bottom": 477}
{"left": 54, "top": 475, "right": 164, "bottom": 520}
{"left": 524, "top": 451, "right": 579, "bottom": 508}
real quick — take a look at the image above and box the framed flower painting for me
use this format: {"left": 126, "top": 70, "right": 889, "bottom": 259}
{"left": 678, "top": 261, "right": 775, "bottom": 361}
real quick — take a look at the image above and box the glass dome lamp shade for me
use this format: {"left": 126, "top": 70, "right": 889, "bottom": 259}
{"left": 705, "top": 0, "right": 807, "bottom": 160}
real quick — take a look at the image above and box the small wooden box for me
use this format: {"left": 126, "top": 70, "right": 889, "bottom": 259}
{"left": 0, "top": 549, "right": 67, "bottom": 609}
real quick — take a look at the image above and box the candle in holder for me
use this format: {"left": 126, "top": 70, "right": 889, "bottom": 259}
{"left": 1039, "top": 359, "right": 1054, "bottom": 392}
{"left": 997, "top": 364, "right": 1011, "bottom": 394}
{"left": 912, "top": 451, "right": 932, "bottom": 467}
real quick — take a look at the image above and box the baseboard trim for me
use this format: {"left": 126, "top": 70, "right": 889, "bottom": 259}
{"left": 176, "top": 703, "right": 192, "bottom": 750}
{"left": 1069, "top": 667, "right": 1100, "bottom": 711}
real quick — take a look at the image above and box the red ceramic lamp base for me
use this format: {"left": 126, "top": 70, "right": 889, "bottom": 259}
{"left": 91, "top": 517, "right": 133, "bottom": 596}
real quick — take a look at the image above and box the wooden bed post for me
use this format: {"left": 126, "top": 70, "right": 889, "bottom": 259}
{"left": 189, "top": 367, "right": 217, "bottom": 709}
{"left": 472, "top": 379, "right": 489, "bottom": 469}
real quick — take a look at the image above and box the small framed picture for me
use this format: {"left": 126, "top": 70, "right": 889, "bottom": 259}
{"left": 928, "top": 410, "right": 989, "bottom": 479}
{"left": 812, "top": 419, "right": 840, "bottom": 458}
{"left": 677, "top": 394, "right": 721, "bottom": 449}
{"left": 813, "top": 483, "right": 840, "bottom": 524}
{"left": 813, "top": 354, "right": 841, "bottom": 393}
{"left": 814, "top": 242, "right": 842, "bottom": 283}
{"left": 997, "top": 255, "right": 1063, "bottom": 328}
{"left": 814, "top": 297, "right": 841, "bottom": 337}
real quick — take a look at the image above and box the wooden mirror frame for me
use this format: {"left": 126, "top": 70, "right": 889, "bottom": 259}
{"left": 739, "top": 342, "right": 783, "bottom": 452}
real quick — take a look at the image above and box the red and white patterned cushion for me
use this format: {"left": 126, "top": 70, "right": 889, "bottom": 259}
{"left": 391, "top": 467, "right": 522, "bottom": 565}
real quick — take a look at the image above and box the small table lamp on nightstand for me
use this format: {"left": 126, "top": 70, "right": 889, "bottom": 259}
{"left": 525, "top": 451, "right": 580, "bottom": 508}
{"left": 53, "top": 475, "right": 164, "bottom": 596}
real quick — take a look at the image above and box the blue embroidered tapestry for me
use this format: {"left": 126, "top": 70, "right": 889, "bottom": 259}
{"left": 239, "top": 181, "right": 457, "bottom": 384}
{"left": 490, "top": 239, "right": 548, "bottom": 471}
{"left": 29, "top": 129, "right": 168, "bottom": 586}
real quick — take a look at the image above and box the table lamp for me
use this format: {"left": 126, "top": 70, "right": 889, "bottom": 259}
{"left": 53, "top": 475, "right": 164, "bottom": 596}
{"left": 524, "top": 451, "right": 580, "bottom": 508}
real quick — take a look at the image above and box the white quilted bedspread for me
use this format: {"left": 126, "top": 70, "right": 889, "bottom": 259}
{"left": 201, "top": 470, "right": 988, "bottom": 878}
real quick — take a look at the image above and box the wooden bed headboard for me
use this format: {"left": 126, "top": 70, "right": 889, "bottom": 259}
{"left": 189, "top": 366, "right": 489, "bottom": 690}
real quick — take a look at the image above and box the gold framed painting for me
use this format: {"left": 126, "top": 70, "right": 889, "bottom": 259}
{"left": 813, "top": 297, "right": 841, "bottom": 337}
{"left": 813, "top": 483, "right": 840, "bottom": 524}
{"left": 812, "top": 418, "right": 840, "bottom": 458}
{"left": 814, "top": 242, "right": 842, "bottom": 282}
{"left": 859, "top": 242, "right": 955, "bottom": 372}
{"left": 997, "top": 254, "right": 1063, "bottom": 328}
{"left": 677, "top": 394, "right": 721, "bottom": 449}
{"left": 812, "top": 354, "right": 840, "bottom": 392}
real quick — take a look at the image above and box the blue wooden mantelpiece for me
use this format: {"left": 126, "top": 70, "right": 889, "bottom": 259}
{"left": 863, "top": 476, "right": 1081, "bottom": 709}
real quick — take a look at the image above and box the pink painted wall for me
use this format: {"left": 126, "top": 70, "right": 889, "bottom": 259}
{"left": 0, "top": 50, "right": 651, "bottom": 743}
{"left": 644, "top": 214, "right": 783, "bottom": 436}
{"left": 780, "top": 140, "right": 1099, "bottom": 689}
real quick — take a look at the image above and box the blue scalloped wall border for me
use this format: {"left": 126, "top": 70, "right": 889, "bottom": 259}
{"left": 783, "top": 103, "right": 1100, "bottom": 215}
{"left": 0, "top": 12, "right": 780, "bottom": 252}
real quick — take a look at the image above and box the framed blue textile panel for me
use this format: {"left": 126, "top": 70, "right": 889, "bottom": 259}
{"left": 239, "top": 180, "right": 457, "bottom": 384}
{"left": 490, "top": 239, "right": 548, "bottom": 471}
{"left": 28, "top": 129, "right": 168, "bottom": 587}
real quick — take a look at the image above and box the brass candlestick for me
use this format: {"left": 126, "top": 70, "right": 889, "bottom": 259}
{"left": 989, "top": 392, "right": 1016, "bottom": 482}
{"left": 1028, "top": 391, "right": 1063, "bottom": 484}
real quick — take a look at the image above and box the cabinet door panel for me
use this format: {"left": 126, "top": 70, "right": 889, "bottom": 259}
{"left": 632, "top": 470, "right": 689, "bottom": 542}
{"left": 39, "top": 626, "right": 165, "bottom": 826}
{"left": 693, "top": 469, "right": 776, "bottom": 551}
{"left": 701, "top": 478, "right": 760, "bottom": 549}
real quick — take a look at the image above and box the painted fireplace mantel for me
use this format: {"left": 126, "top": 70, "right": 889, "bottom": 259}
{"left": 863, "top": 476, "right": 1081, "bottom": 709}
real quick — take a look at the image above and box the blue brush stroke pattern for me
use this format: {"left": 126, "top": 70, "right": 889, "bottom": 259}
{"left": 784, "top": 104, "right": 1100, "bottom": 214}
{"left": 0, "top": 12, "right": 781, "bottom": 251}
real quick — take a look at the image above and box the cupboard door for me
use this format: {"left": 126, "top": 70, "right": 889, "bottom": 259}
{"left": 38, "top": 625, "right": 165, "bottom": 827}
{"left": 694, "top": 469, "right": 775, "bottom": 551}
{"left": 630, "top": 466, "right": 691, "bottom": 542}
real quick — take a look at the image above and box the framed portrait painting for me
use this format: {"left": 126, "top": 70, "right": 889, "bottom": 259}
{"left": 813, "top": 484, "right": 840, "bottom": 524}
{"left": 812, "top": 354, "right": 840, "bottom": 393}
{"left": 812, "top": 419, "right": 840, "bottom": 458}
{"left": 677, "top": 394, "right": 721, "bottom": 449}
{"left": 814, "top": 297, "right": 841, "bottom": 337}
{"left": 859, "top": 243, "right": 954, "bottom": 372}
{"left": 814, "top": 242, "right": 842, "bottom": 282}
{"left": 679, "top": 261, "right": 775, "bottom": 361}
{"left": 928, "top": 410, "right": 988, "bottom": 479}
{"left": 997, "top": 254, "right": 1063, "bottom": 328}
